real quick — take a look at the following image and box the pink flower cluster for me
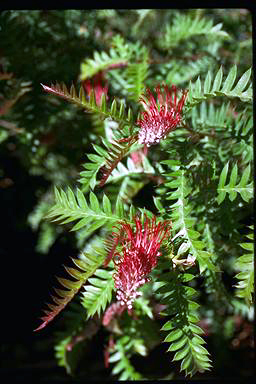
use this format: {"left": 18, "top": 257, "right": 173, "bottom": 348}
{"left": 137, "top": 84, "right": 188, "bottom": 146}
{"left": 112, "top": 215, "right": 171, "bottom": 310}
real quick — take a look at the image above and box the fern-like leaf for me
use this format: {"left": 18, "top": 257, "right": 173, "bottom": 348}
{"left": 159, "top": 162, "right": 218, "bottom": 274}
{"left": 187, "top": 65, "right": 252, "bottom": 106}
{"left": 79, "top": 144, "right": 108, "bottom": 191}
{"left": 46, "top": 187, "right": 129, "bottom": 234}
{"left": 54, "top": 302, "right": 99, "bottom": 375}
{"left": 80, "top": 37, "right": 131, "bottom": 80}
{"left": 161, "top": 14, "right": 229, "bottom": 49}
{"left": 125, "top": 47, "right": 149, "bottom": 102}
{"left": 41, "top": 82, "right": 135, "bottom": 128}
{"left": 217, "top": 162, "right": 253, "bottom": 204}
{"left": 34, "top": 239, "right": 107, "bottom": 331}
{"left": 191, "top": 101, "right": 232, "bottom": 131}
{"left": 166, "top": 56, "right": 213, "bottom": 86}
{"left": 107, "top": 154, "right": 155, "bottom": 184}
{"left": 234, "top": 226, "right": 254, "bottom": 305}
{"left": 109, "top": 336, "right": 143, "bottom": 380}
{"left": 81, "top": 267, "right": 115, "bottom": 318}
{"left": 233, "top": 109, "right": 253, "bottom": 137}
{"left": 156, "top": 263, "right": 212, "bottom": 377}
{"left": 98, "top": 135, "right": 139, "bottom": 187}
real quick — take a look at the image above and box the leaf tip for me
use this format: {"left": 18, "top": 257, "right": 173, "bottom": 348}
{"left": 33, "top": 321, "right": 47, "bottom": 332}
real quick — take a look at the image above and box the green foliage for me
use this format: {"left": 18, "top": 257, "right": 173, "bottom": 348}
{"left": 79, "top": 144, "right": 153, "bottom": 194}
{"left": 80, "top": 34, "right": 149, "bottom": 103}
{"left": 217, "top": 162, "right": 253, "bottom": 204}
{"left": 166, "top": 56, "right": 213, "bottom": 86}
{"left": 234, "top": 226, "right": 254, "bottom": 305}
{"left": 158, "top": 162, "right": 218, "bottom": 274}
{"left": 46, "top": 186, "right": 129, "bottom": 235}
{"left": 41, "top": 82, "right": 135, "bottom": 129}
{"left": 160, "top": 13, "right": 229, "bottom": 49}
{"left": 191, "top": 101, "right": 232, "bottom": 131}
{"left": 97, "top": 135, "right": 139, "bottom": 187}
{"left": 36, "top": 221, "right": 57, "bottom": 254}
{"left": 107, "top": 154, "right": 155, "bottom": 184}
{"left": 156, "top": 263, "right": 212, "bottom": 377}
{"left": 28, "top": 194, "right": 58, "bottom": 254}
{"left": 78, "top": 143, "right": 107, "bottom": 191}
{"left": 81, "top": 266, "right": 115, "bottom": 318}
{"left": 106, "top": 153, "right": 155, "bottom": 205}
{"left": 79, "top": 139, "right": 143, "bottom": 193}
{"left": 187, "top": 65, "right": 252, "bottom": 107}
{"left": 34, "top": 238, "right": 107, "bottom": 331}
{"left": 54, "top": 301, "right": 99, "bottom": 376}
{"left": 80, "top": 35, "right": 132, "bottom": 80}
{"left": 42, "top": 82, "right": 142, "bottom": 188}
{"left": 125, "top": 47, "right": 149, "bottom": 102}
{"left": 109, "top": 335, "right": 144, "bottom": 380}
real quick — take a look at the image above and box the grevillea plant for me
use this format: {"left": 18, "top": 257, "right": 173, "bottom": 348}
{"left": 34, "top": 11, "right": 253, "bottom": 380}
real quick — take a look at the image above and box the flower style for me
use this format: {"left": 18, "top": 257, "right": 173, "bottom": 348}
{"left": 102, "top": 301, "right": 126, "bottom": 327}
{"left": 130, "top": 148, "right": 147, "bottom": 167}
{"left": 112, "top": 215, "right": 171, "bottom": 310}
{"left": 83, "top": 71, "right": 108, "bottom": 106}
{"left": 137, "top": 84, "right": 188, "bottom": 146}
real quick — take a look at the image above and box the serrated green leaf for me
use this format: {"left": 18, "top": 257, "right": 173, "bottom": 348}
{"left": 192, "top": 343, "right": 210, "bottom": 355}
{"left": 239, "top": 242, "right": 253, "bottom": 251}
{"left": 180, "top": 273, "right": 195, "bottom": 282}
{"left": 116, "top": 196, "right": 124, "bottom": 217}
{"left": 119, "top": 101, "right": 125, "bottom": 118}
{"left": 240, "top": 188, "right": 253, "bottom": 202}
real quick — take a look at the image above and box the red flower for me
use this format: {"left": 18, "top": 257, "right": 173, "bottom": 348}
{"left": 137, "top": 84, "right": 188, "bottom": 146}
{"left": 83, "top": 71, "right": 108, "bottom": 106}
{"left": 112, "top": 215, "right": 171, "bottom": 310}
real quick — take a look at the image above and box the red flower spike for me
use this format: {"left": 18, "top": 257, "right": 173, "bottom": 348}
{"left": 137, "top": 84, "right": 188, "bottom": 146}
{"left": 112, "top": 215, "right": 172, "bottom": 310}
